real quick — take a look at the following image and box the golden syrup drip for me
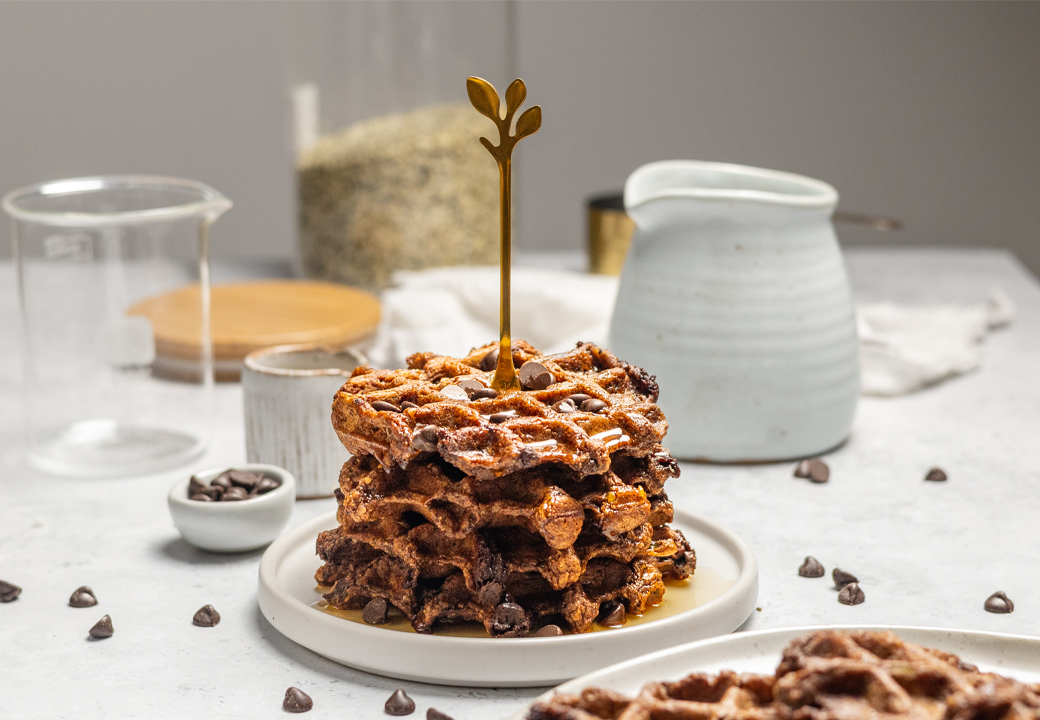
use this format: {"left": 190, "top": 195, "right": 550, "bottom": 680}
{"left": 466, "top": 77, "right": 541, "bottom": 393}
{"left": 312, "top": 567, "right": 735, "bottom": 638}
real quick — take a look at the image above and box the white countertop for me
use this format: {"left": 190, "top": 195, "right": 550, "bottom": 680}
{"left": 1, "top": 248, "right": 1039, "bottom": 719}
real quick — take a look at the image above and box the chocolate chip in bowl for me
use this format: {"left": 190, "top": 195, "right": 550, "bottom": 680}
{"left": 168, "top": 464, "right": 296, "bottom": 553}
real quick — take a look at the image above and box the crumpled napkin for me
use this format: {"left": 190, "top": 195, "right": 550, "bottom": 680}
{"left": 365, "top": 266, "right": 1013, "bottom": 397}
{"left": 856, "top": 290, "right": 1014, "bottom": 396}
{"left": 364, "top": 266, "right": 618, "bottom": 370}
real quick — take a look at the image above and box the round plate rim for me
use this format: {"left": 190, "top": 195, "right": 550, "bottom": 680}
{"left": 511, "top": 624, "right": 1040, "bottom": 719}
{"left": 257, "top": 508, "right": 759, "bottom": 686}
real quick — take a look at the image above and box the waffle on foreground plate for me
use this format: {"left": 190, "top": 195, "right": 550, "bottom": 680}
{"left": 316, "top": 341, "right": 695, "bottom": 636}
{"left": 527, "top": 629, "right": 1040, "bottom": 720}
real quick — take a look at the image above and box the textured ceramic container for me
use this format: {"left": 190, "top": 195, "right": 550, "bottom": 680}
{"left": 243, "top": 345, "right": 366, "bottom": 499}
{"left": 609, "top": 160, "right": 859, "bottom": 462}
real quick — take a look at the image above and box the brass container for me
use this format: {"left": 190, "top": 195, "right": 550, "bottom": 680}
{"left": 587, "top": 192, "right": 635, "bottom": 275}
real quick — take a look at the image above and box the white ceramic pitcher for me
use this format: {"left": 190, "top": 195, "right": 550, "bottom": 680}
{"left": 608, "top": 160, "right": 859, "bottom": 462}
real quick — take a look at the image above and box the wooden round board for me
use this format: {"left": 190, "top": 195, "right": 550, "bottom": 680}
{"left": 129, "top": 280, "right": 380, "bottom": 380}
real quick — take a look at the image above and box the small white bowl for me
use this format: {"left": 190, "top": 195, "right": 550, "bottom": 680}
{"left": 168, "top": 463, "right": 296, "bottom": 553}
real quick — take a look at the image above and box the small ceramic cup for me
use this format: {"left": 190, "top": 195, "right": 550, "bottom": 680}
{"left": 242, "top": 344, "right": 366, "bottom": 499}
{"left": 168, "top": 463, "right": 295, "bottom": 553}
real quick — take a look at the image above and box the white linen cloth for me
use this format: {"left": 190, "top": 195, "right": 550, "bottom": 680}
{"left": 365, "top": 266, "right": 1013, "bottom": 397}
{"left": 857, "top": 289, "right": 1013, "bottom": 396}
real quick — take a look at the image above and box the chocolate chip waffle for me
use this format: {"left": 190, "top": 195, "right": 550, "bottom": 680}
{"left": 331, "top": 341, "right": 667, "bottom": 479}
{"left": 332, "top": 450, "right": 678, "bottom": 548}
{"left": 528, "top": 671, "right": 777, "bottom": 720}
{"left": 315, "top": 515, "right": 694, "bottom": 635}
{"left": 527, "top": 630, "right": 1040, "bottom": 720}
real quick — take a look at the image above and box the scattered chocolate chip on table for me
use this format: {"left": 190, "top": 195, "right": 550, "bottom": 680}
{"left": 798, "top": 557, "right": 825, "bottom": 578}
{"left": 385, "top": 689, "right": 416, "bottom": 716}
{"left": 838, "top": 583, "right": 866, "bottom": 606}
{"left": 984, "top": 591, "right": 1014, "bottom": 614}
{"left": 794, "top": 458, "right": 830, "bottom": 483}
{"left": 283, "top": 687, "right": 313, "bottom": 713}
{"left": 69, "top": 586, "right": 97, "bottom": 607}
{"left": 427, "top": 709, "right": 454, "bottom": 720}
{"left": 1, "top": 579, "right": 23, "bottom": 603}
{"left": 925, "top": 467, "right": 948, "bottom": 482}
{"left": 192, "top": 604, "right": 220, "bottom": 627}
{"left": 832, "top": 568, "right": 858, "bottom": 589}
{"left": 89, "top": 614, "right": 114, "bottom": 639}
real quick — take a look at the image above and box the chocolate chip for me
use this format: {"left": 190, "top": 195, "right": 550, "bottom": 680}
{"left": 384, "top": 689, "right": 415, "bottom": 716}
{"left": 192, "top": 604, "right": 220, "bottom": 627}
{"left": 925, "top": 467, "right": 947, "bottom": 482}
{"left": 254, "top": 477, "right": 280, "bottom": 495}
{"left": 489, "top": 411, "right": 515, "bottom": 424}
{"left": 0, "top": 580, "right": 22, "bottom": 603}
{"left": 189, "top": 475, "right": 206, "bottom": 495}
{"left": 471, "top": 388, "right": 499, "bottom": 400}
{"left": 518, "top": 361, "right": 554, "bottom": 390}
{"left": 283, "top": 687, "right": 313, "bottom": 713}
{"left": 427, "top": 709, "right": 454, "bottom": 720}
{"left": 838, "top": 582, "right": 865, "bottom": 606}
{"left": 401, "top": 401, "right": 419, "bottom": 410}
{"left": 89, "top": 614, "right": 114, "bottom": 639}
{"left": 228, "top": 470, "right": 260, "bottom": 489}
{"left": 480, "top": 348, "right": 499, "bottom": 372}
{"left": 439, "top": 385, "right": 469, "bottom": 401}
{"left": 412, "top": 425, "right": 440, "bottom": 453}
{"left": 221, "top": 486, "right": 249, "bottom": 501}
{"left": 194, "top": 485, "right": 222, "bottom": 500}
{"left": 491, "top": 601, "right": 527, "bottom": 636}
{"left": 580, "top": 398, "right": 608, "bottom": 413}
{"left": 798, "top": 557, "right": 825, "bottom": 578}
{"left": 372, "top": 400, "right": 401, "bottom": 412}
{"left": 69, "top": 586, "right": 97, "bottom": 607}
{"left": 553, "top": 399, "right": 577, "bottom": 413}
{"left": 362, "top": 598, "right": 389, "bottom": 625}
{"left": 458, "top": 377, "right": 486, "bottom": 394}
{"left": 533, "top": 624, "right": 563, "bottom": 637}
{"left": 984, "top": 591, "right": 1014, "bottom": 614}
{"left": 211, "top": 472, "right": 233, "bottom": 491}
{"left": 793, "top": 458, "right": 830, "bottom": 483}
{"left": 567, "top": 394, "right": 592, "bottom": 404}
{"left": 832, "top": 568, "right": 858, "bottom": 588}
{"left": 598, "top": 601, "right": 626, "bottom": 627}
{"left": 190, "top": 493, "right": 214, "bottom": 502}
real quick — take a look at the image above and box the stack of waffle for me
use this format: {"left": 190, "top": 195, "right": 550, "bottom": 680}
{"left": 315, "top": 341, "right": 695, "bottom": 637}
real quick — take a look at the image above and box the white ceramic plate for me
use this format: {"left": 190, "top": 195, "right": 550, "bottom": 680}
{"left": 512, "top": 625, "right": 1040, "bottom": 719}
{"left": 257, "top": 509, "right": 759, "bottom": 687}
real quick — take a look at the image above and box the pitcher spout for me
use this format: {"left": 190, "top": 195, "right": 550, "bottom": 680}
{"left": 624, "top": 160, "right": 838, "bottom": 229}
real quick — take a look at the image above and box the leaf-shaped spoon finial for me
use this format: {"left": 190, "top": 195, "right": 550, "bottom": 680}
{"left": 467, "top": 77, "right": 542, "bottom": 392}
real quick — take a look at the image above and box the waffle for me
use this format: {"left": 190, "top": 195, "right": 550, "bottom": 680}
{"left": 527, "top": 630, "right": 1040, "bottom": 720}
{"left": 775, "top": 630, "right": 1040, "bottom": 720}
{"left": 315, "top": 518, "right": 695, "bottom": 635}
{"left": 332, "top": 450, "right": 679, "bottom": 549}
{"left": 331, "top": 341, "right": 667, "bottom": 479}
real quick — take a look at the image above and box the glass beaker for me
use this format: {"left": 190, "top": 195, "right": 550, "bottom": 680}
{"left": 3, "top": 176, "right": 231, "bottom": 477}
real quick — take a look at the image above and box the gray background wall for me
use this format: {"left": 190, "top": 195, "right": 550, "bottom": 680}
{"left": 0, "top": 1, "right": 1037, "bottom": 273}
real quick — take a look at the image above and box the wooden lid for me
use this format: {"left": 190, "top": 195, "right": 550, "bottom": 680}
{"left": 129, "top": 280, "right": 381, "bottom": 362}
